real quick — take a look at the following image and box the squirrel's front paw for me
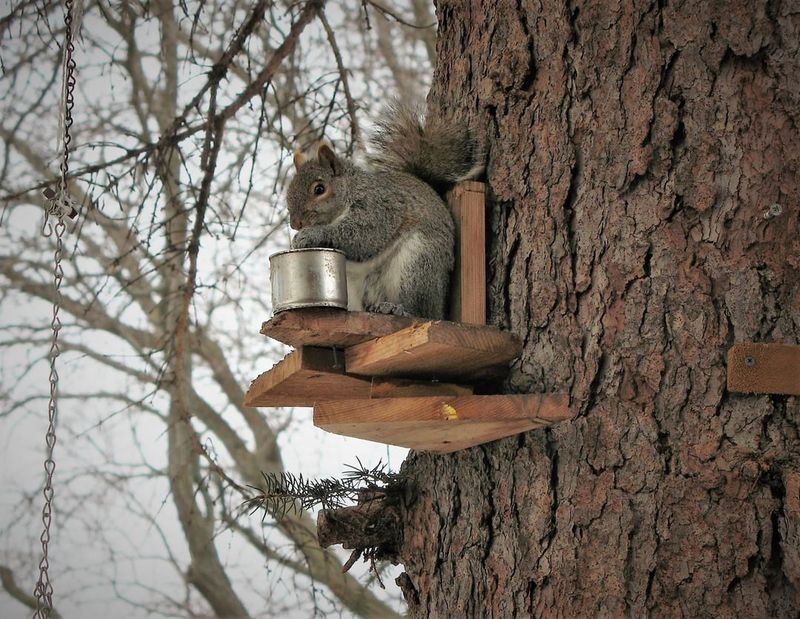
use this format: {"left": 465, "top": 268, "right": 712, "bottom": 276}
{"left": 291, "top": 229, "right": 317, "bottom": 249}
{"left": 366, "top": 301, "right": 412, "bottom": 318}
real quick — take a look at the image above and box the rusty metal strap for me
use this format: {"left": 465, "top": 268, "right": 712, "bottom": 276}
{"left": 727, "top": 343, "right": 800, "bottom": 396}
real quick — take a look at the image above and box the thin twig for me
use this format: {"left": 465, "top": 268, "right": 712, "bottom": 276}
{"left": 0, "top": 0, "right": 325, "bottom": 204}
{"left": 364, "top": 0, "right": 435, "bottom": 29}
{"left": 319, "top": 8, "right": 360, "bottom": 153}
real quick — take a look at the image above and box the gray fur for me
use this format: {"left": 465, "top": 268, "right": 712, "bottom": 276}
{"left": 286, "top": 108, "right": 483, "bottom": 320}
{"left": 367, "top": 102, "right": 485, "bottom": 188}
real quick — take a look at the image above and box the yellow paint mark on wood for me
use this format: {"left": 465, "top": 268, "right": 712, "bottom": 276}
{"left": 441, "top": 403, "right": 459, "bottom": 421}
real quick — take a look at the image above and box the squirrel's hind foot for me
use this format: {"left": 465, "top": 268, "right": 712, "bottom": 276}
{"left": 366, "top": 301, "right": 413, "bottom": 318}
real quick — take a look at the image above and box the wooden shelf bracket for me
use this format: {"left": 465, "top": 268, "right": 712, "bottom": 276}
{"left": 727, "top": 342, "right": 800, "bottom": 396}
{"left": 314, "top": 394, "right": 571, "bottom": 453}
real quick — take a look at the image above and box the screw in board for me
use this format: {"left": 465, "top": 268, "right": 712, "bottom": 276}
{"left": 744, "top": 355, "right": 756, "bottom": 367}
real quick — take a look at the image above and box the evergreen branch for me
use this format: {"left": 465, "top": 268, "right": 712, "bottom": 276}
{"left": 244, "top": 459, "right": 403, "bottom": 519}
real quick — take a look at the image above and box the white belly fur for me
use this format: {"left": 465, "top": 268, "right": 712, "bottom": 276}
{"left": 345, "top": 233, "right": 422, "bottom": 311}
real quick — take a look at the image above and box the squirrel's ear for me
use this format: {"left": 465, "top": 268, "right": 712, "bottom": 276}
{"left": 292, "top": 149, "right": 306, "bottom": 170}
{"left": 316, "top": 140, "right": 340, "bottom": 175}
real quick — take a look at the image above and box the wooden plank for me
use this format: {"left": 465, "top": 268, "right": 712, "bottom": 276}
{"left": 260, "top": 307, "right": 420, "bottom": 348}
{"left": 727, "top": 342, "right": 800, "bottom": 395}
{"left": 314, "top": 394, "right": 571, "bottom": 453}
{"left": 368, "top": 380, "right": 472, "bottom": 399}
{"left": 244, "top": 347, "right": 365, "bottom": 407}
{"left": 345, "top": 320, "right": 522, "bottom": 379}
{"left": 447, "top": 181, "right": 486, "bottom": 325}
{"left": 244, "top": 347, "right": 473, "bottom": 407}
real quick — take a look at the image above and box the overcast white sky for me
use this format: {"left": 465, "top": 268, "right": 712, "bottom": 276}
{"left": 0, "top": 2, "right": 422, "bottom": 615}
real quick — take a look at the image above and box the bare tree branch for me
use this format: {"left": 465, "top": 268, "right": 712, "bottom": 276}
{"left": 0, "top": 564, "right": 62, "bottom": 619}
{"left": 0, "top": 0, "right": 435, "bottom": 615}
{"left": 320, "top": 8, "right": 361, "bottom": 152}
{"left": 365, "top": 0, "right": 436, "bottom": 29}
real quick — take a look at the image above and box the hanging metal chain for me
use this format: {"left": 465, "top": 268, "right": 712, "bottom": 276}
{"left": 33, "top": 218, "right": 65, "bottom": 619}
{"left": 34, "top": 0, "right": 77, "bottom": 616}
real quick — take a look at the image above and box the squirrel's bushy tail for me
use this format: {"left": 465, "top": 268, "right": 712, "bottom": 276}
{"left": 367, "top": 102, "right": 484, "bottom": 188}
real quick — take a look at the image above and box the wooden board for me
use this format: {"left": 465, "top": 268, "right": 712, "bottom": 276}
{"left": 345, "top": 320, "right": 522, "bottom": 379}
{"left": 244, "top": 346, "right": 472, "bottom": 407}
{"left": 447, "top": 181, "right": 486, "bottom": 325}
{"left": 244, "top": 347, "right": 363, "bottom": 407}
{"left": 314, "top": 394, "right": 571, "bottom": 453}
{"left": 261, "top": 308, "right": 419, "bottom": 348}
{"left": 727, "top": 342, "right": 800, "bottom": 395}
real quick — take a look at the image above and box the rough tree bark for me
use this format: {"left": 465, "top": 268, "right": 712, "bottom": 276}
{"left": 398, "top": 1, "right": 800, "bottom": 616}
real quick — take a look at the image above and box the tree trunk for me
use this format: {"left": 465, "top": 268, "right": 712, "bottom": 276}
{"left": 398, "top": 1, "right": 800, "bottom": 616}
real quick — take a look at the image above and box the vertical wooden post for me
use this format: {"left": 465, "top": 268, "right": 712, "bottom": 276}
{"left": 447, "top": 181, "right": 486, "bottom": 325}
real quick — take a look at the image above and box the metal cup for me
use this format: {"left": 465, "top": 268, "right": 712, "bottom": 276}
{"left": 269, "top": 248, "right": 348, "bottom": 314}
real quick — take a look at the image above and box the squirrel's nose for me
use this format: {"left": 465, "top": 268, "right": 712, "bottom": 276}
{"left": 289, "top": 213, "right": 302, "bottom": 230}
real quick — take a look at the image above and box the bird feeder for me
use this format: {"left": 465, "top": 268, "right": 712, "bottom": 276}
{"left": 245, "top": 182, "right": 573, "bottom": 452}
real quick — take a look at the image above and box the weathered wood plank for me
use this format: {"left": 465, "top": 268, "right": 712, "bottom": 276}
{"left": 727, "top": 342, "right": 800, "bottom": 395}
{"left": 244, "top": 347, "right": 362, "bottom": 407}
{"left": 260, "top": 308, "right": 420, "bottom": 348}
{"left": 447, "top": 181, "right": 486, "bottom": 325}
{"left": 314, "top": 394, "right": 571, "bottom": 453}
{"left": 368, "top": 380, "right": 472, "bottom": 399}
{"left": 345, "top": 320, "right": 522, "bottom": 379}
{"left": 244, "top": 346, "right": 473, "bottom": 407}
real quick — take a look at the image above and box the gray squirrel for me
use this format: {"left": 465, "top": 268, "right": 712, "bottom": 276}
{"left": 287, "top": 104, "right": 483, "bottom": 319}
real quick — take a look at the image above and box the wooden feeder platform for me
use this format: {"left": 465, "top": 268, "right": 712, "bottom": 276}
{"left": 245, "top": 308, "right": 570, "bottom": 452}
{"left": 245, "top": 182, "right": 573, "bottom": 452}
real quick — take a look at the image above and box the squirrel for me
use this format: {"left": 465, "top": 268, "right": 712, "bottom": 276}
{"left": 286, "top": 104, "right": 483, "bottom": 320}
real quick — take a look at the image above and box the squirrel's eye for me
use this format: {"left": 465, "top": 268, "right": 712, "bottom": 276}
{"left": 313, "top": 182, "right": 326, "bottom": 196}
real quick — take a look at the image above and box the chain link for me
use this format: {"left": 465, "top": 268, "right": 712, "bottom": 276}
{"left": 33, "top": 219, "right": 65, "bottom": 619}
{"left": 34, "top": 0, "right": 76, "bottom": 616}
{"left": 57, "top": 0, "right": 77, "bottom": 195}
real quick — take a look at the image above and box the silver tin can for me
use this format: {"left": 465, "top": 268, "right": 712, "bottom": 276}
{"left": 269, "top": 247, "right": 348, "bottom": 314}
